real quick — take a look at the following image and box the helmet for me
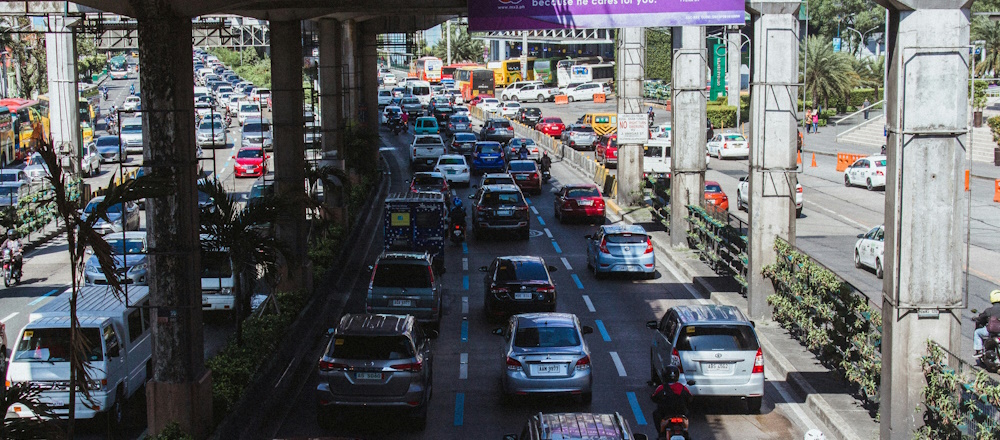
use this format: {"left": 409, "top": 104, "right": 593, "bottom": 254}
{"left": 452, "top": 198, "right": 463, "bottom": 209}
{"left": 7, "top": 229, "right": 16, "bottom": 239}
{"left": 663, "top": 365, "right": 680, "bottom": 384}
{"left": 991, "top": 289, "right": 1000, "bottom": 304}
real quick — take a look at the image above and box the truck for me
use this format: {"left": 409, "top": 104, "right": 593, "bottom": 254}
{"left": 410, "top": 134, "right": 446, "bottom": 171}
{"left": 5, "top": 286, "right": 153, "bottom": 423}
{"left": 384, "top": 192, "right": 448, "bottom": 273}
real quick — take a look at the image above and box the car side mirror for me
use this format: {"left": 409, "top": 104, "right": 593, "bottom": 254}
{"left": 750, "top": 321, "right": 756, "bottom": 328}
{"left": 479, "top": 266, "right": 488, "bottom": 272}
{"left": 581, "top": 325, "right": 594, "bottom": 335}
{"left": 646, "top": 320, "right": 658, "bottom": 330}
{"left": 548, "top": 265, "right": 558, "bottom": 273}
{"left": 492, "top": 328, "right": 504, "bottom": 336}
{"left": 857, "top": 234, "right": 864, "bottom": 238}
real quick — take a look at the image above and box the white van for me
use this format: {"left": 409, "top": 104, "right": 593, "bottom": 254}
{"left": 201, "top": 238, "right": 236, "bottom": 311}
{"left": 5, "top": 286, "right": 152, "bottom": 422}
{"left": 193, "top": 86, "right": 210, "bottom": 101}
{"left": 405, "top": 80, "right": 432, "bottom": 106}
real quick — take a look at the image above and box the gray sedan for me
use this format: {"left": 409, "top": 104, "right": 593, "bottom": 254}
{"left": 494, "top": 313, "right": 594, "bottom": 403}
{"left": 197, "top": 119, "right": 228, "bottom": 148}
{"left": 561, "top": 124, "right": 597, "bottom": 151}
{"left": 84, "top": 231, "right": 148, "bottom": 286}
{"left": 95, "top": 136, "right": 125, "bottom": 163}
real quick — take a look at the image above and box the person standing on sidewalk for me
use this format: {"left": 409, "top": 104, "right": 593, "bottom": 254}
{"left": 805, "top": 109, "right": 813, "bottom": 134}
{"left": 812, "top": 112, "right": 819, "bottom": 133}
{"left": 863, "top": 98, "right": 871, "bottom": 120}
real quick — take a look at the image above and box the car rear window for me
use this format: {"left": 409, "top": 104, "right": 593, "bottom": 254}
{"left": 873, "top": 159, "right": 887, "bottom": 167}
{"left": 237, "top": 149, "right": 262, "bottom": 159}
{"left": 572, "top": 125, "right": 593, "bottom": 132}
{"left": 413, "top": 175, "right": 444, "bottom": 186}
{"left": 483, "top": 176, "right": 514, "bottom": 185}
{"left": 676, "top": 325, "right": 759, "bottom": 351}
{"left": 244, "top": 123, "right": 270, "bottom": 133}
{"left": 478, "top": 144, "right": 502, "bottom": 154}
{"left": 415, "top": 136, "right": 441, "bottom": 145}
{"left": 451, "top": 116, "right": 470, "bottom": 124}
{"left": 329, "top": 335, "right": 414, "bottom": 360}
{"left": 372, "top": 262, "right": 431, "bottom": 288}
{"left": 496, "top": 260, "right": 549, "bottom": 282}
{"left": 543, "top": 117, "right": 563, "bottom": 124}
{"left": 514, "top": 326, "right": 580, "bottom": 348}
{"left": 705, "top": 183, "right": 723, "bottom": 193}
{"left": 454, "top": 133, "right": 476, "bottom": 142}
{"left": 606, "top": 233, "right": 648, "bottom": 244}
{"left": 438, "top": 157, "right": 465, "bottom": 165}
{"left": 508, "top": 162, "right": 536, "bottom": 172}
{"left": 481, "top": 191, "right": 523, "bottom": 207}
{"left": 567, "top": 187, "right": 600, "bottom": 198}
{"left": 492, "top": 121, "right": 512, "bottom": 129}
{"left": 724, "top": 135, "right": 746, "bottom": 141}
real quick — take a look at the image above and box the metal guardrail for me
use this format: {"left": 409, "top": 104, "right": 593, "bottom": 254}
{"left": 684, "top": 204, "right": 748, "bottom": 293}
{"left": 924, "top": 341, "right": 1000, "bottom": 438}
{"left": 834, "top": 100, "right": 886, "bottom": 141}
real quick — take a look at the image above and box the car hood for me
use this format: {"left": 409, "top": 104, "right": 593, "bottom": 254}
{"left": 96, "top": 144, "right": 122, "bottom": 153}
{"left": 87, "top": 253, "right": 147, "bottom": 270}
{"left": 198, "top": 129, "right": 224, "bottom": 136}
{"left": 235, "top": 157, "right": 263, "bottom": 165}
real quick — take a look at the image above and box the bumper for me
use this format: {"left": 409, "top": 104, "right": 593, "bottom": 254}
{"left": 202, "top": 292, "right": 236, "bottom": 311}
{"left": 540, "top": 129, "right": 563, "bottom": 137}
{"left": 235, "top": 165, "right": 265, "bottom": 177}
{"left": 442, "top": 172, "right": 471, "bottom": 184}
{"left": 475, "top": 220, "right": 529, "bottom": 233}
{"left": 682, "top": 373, "right": 765, "bottom": 398}
{"left": 594, "top": 255, "right": 655, "bottom": 274}
{"left": 486, "top": 295, "right": 555, "bottom": 317}
{"left": 503, "top": 369, "right": 592, "bottom": 395}
{"left": 316, "top": 381, "right": 429, "bottom": 409}
{"left": 718, "top": 148, "right": 749, "bottom": 158}
{"left": 8, "top": 389, "right": 112, "bottom": 419}
{"left": 99, "top": 152, "right": 121, "bottom": 163}
{"left": 85, "top": 270, "right": 146, "bottom": 286}
{"left": 559, "top": 206, "right": 605, "bottom": 219}
{"left": 198, "top": 136, "right": 226, "bottom": 147}
{"left": 123, "top": 142, "right": 143, "bottom": 154}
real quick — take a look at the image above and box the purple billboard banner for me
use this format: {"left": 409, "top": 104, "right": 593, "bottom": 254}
{"left": 467, "top": 0, "right": 745, "bottom": 31}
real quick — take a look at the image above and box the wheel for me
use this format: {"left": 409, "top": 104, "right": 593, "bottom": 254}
{"left": 866, "top": 178, "right": 874, "bottom": 191}
{"left": 737, "top": 191, "right": 745, "bottom": 211}
{"left": 844, "top": 175, "right": 851, "bottom": 187}
{"left": 96, "top": 162, "right": 101, "bottom": 175}
{"left": 4, "top": 272, "right": 10, "bottom": 287}
{"left": 107, "top": 388, "right": 125, "bottom": 427}
{"left": 537, "top": 94, "right": 545, "bottom": 103}
{"left": 876, "top": 258, "right": 884, "bottom": 279}
{"left": 717, "top": 151, "right": 723, "bottom": 160}
{"left": 511, "top": 96, "right": 519, "bottom": 102}
{"left": 796, "top": 207, "right": 802, "bottom": 218}
{"left": 747, "top": 396, "right": 763, "bottom": 414}
{"left": 568, "top": 96, "right": 575, "bottom": 103}
{"left": 592, "top": 262, "right": 604, "bottom": 280}
{"left": 854, "top": 251, "right": 862, "bottom": 268}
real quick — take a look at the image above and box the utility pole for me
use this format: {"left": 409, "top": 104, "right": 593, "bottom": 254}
{"left": 615, "top": 27, "right": 645, "bottom": 208}
{"left": 446, "top": 20, "right": 452, "bottom": 65}
{"left": 45, "top": 14, "right": 81, "bottom": 176}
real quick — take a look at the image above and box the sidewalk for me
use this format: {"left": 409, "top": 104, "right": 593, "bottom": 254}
{"left": 605, "top": 202, "right": 879, "bottom": 440}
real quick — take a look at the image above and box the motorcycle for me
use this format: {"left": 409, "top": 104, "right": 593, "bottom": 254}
{"left": 3, "top": 248, "right": 21, "bottom": 287}
{"left": 390, "top": 118, "right": 405, "bottom": 135}
{"left": 542, "top": 170, "right": 551, "bottom": 183}
{"left": 973, "top": 313, "right": 1000, "bottom": 372}
{"left": 657, "top": 416, "right": 689, "bottom": 440}
{"left": 450, "top": 222, "right": 466, "bottom": 244}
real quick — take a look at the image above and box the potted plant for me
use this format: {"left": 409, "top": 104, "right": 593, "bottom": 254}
{"left": 973, "top": 80, "right": 988, "bottom": 127}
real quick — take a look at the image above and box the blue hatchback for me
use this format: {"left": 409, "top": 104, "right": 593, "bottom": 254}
{"left": 585, "top": 224, "right": 656, "bottom": 279}
{"left": 471, "top": 141, "right": 506, "bottom": 174}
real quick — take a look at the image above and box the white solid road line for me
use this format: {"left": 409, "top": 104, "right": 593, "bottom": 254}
{"left": 1, "top": 312, "right": 17, "bottom": 323}
{"left": 766, "top": 369, "right": 821, "bottom": 435}
{"left": 459, "top": 353, "right": 469, "bottom": 379}
{"left": 560, "top": 257, "right": 572, "bottom": 271}
{"left": 582, "top": 295, "right": 596, "bottom": 313}
{"left": 609, "top": 351, "right": 627, "bottom": 377}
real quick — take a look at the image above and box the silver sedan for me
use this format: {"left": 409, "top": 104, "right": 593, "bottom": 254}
{"left": 494, "top": 313, "right": 594, "bottom": 403}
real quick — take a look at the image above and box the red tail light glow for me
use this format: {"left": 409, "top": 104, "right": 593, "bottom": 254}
{"left": 390, "top": 361, "right": 423, "bottom": 372}
{"left": 644, "top": 238, "right": 654, "bottom": 254}
{"left": 575, "top": 355, "right": 591, "bottom": 370}
{"left": 599, "top": 238, "right": 609, "bottom": 254}
{"left": 753, "top": 348, "right": 764, "bottom": 374}
{"left": 669, "top": 417, "right": 686, "bottom": 424}
{"left": 506, "top": 357, "right": 523, "bottom": 371}
{"left": 796, "top": 186, "right": 803, "bottom": 193}
{"left": 319, "top": 360, "right": 349, "bottom": 371}
{"left": 876, "top": 170, "right": 884, "bottom": 176}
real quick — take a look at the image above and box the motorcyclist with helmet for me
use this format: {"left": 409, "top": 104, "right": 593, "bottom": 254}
{"left": 540, "top": 152, "right": 552, "bottom": 173}
{"left": 651, "top": 365, "right": 692, "bottom": 439}
{"left": 518, "top": 143, "right": 529, "bottom": 161}
{"left": 1, "top": 229, "right": 24, "bottom": 278}
{"left": 449, "top": 198, "right": 466, "bottom": 229}
{"left": 974, "top": 289, "right": 1000, "bottom": 358}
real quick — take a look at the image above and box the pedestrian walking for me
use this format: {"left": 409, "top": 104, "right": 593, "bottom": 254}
{"left": 862, "top": 98, "right": 870, "bottom": 120}
{"left": 812, "top": 112, "right": 819, "bottom": 133}
{"left": 805, "top": 109, "right": 813, "bottom": 133}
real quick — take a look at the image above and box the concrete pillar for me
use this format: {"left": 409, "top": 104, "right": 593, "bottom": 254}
{"left": 341, "top": 20, "right": 359, "bottom": 124}
{"left": 669, "top": 26, "right": 706, "bottom": 247}
{"left": 318, "top": 18, "right": 343, "bottom": 158}
{"left": 726, "top": 30, "right": 741, "bottom": 109}
{"left": 877, "top": 2, "right": 968, "bottom": 436}
{"left": 130, "top": 3, "right": 211, "bottom": 437}
{"left": 616, "top": 27, "right": 645, "bottom": 207}
{"left": 360, "top": 30, "right": 380, "bottom": 130}
{"left": 746, "top": 1, "right": 800, "bottom": 320}
{"left": 44, "top": 15, "right": 80, "bottom": 173}
{"left": 270, "top": 20, "right": 311, "bottom": 293}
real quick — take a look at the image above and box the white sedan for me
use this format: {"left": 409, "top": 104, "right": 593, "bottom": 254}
{"left": 499, "top": 101, "right": 521, "bottom": 117}
{"left": 382, "top": 73, "right": 397, "bottom": 86}
{"left": 121, "top": 96, "right": 142, "bottom": 112}
{"left": 735, "top": 176, "right": 803, "bottom": 217}
{"left": 854, "top": 224, "right": 885, "bottom": 278}
{"left": 478, "top": 98, "right": 501, "bottom": 113}
{"left": 844, "top": 155, "right": 887, "bottom": 190}
{"left": 706, "top": 133, "right": 749, "bottom": 159}
{"left": 562, "top": 82, "right": 604, "bottom": 102}
{"left": 434, "top": 154, "right": 471, "bottom": 186}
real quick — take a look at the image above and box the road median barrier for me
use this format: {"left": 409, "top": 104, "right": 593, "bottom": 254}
{"left": 554, "top": 95, "right": 568, "bottom": 105}
{"left": 593, "top": 93, "right": 606, "bottom": 104}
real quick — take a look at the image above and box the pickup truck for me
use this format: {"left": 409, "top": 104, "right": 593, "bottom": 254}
{"left": 410, "top": 134, "right": 446, "bottom": 171}
{"left": 511, "top": 83, "right": 559, "bottom": 103}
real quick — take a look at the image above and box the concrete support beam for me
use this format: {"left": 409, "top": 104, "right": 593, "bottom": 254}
{"left": 129, "top": 2, "right": 210, "bottom": 437}
{"left": 878, "top": 4, "right": 968, "bottom": 437}
{"left": 669, "top": 26, "right": 707, "bottom": 247}
{"left": 270, "top": 20, "right": 311, "bottom": 293}
{"left": 360, "top": 29, "right": 379, "bottom": 130}
{"left": 727, "top": 30, "right": 741, "bottom": 109}
{"left": 746, "top": 1, "right": 800, "bottom": 320}
{"left": 44, "top": 15, "right": 80, "bottom": 174}
{"left": 616, "top": 27, "right": 645, "bottom": 207}
{"left": 342, "top": 19, "right": 359, "bottom": 124}
{"left": 318, "top": 18, "right": 343, "bottom": 158}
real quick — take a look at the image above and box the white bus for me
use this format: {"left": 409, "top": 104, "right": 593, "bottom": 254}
{"left": 560, "top": 63, "right": 616, "bottom": 88}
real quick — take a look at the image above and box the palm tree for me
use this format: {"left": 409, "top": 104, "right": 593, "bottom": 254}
{"left": 197, "top": 178, "right": 285, "bottom": 343}
{"left": 801, "top": 35, "right": 859, "bottom": 110}
{"left": 973, "top": 16, "right": 1000, "bottom": 77}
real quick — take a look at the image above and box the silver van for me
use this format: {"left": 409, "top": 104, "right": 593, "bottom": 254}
{"left": 366, "top": 252, "right": 442, "bottom": 331}
{"left": 646, "top": 304, "right": 765, "bottom": 413}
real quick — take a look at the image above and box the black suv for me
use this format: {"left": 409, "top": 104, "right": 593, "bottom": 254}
{"left": 480, "top": 255, "right": 558, "bottom": 319}
{"left": 366, "top": 252, "right": 443, "bottom": 330}
{"left": 504, "top": 413, "right": 647, "bottom": 440}
{"left": 480, "top": 118, "right": 514, "bottom": 143}
{"left": 516, "top": 107, "right": 542, "bottom": 127}
{"left": 469, "top": 184, "right": 530, "bottom": 240}
{"left": 430, "top": 105, "right": 455, "bottom": 125}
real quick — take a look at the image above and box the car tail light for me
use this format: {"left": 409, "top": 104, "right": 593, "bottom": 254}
{"left": 723, "top": 142, "right": 728, "bottom": 150}
{"left": 669, "top": 417, "right": 686, "bottom": 424}
{"left": 319, "top": 360, "right": 349, "bottom": 371}
{"left": 390, "top": 361, "right": 423, "bottom": 372}
{"left": 575, "top": 355, "right": 591, "bottom": 371}
{"left": 492, "top": 286, "right": 510, "bottom": 295}
{"left": 412, "top": 148, "right": 417, "bottom": 157}
{"left": 753, "top": 348, "right": 764, "bottom": 374}
{"left": 796, "top": 186, "right": 803, "bottom": 194}
{"left": 531, "top": 173, "right": 539, "bottom": 180}
{"left": 594, "top": 198, "right": 605, "bottom": 208}
{"left": 645, "top": 237, "right": 654, "bottom": 254}
{"left": 876, "top": 170, "right": 884, "bottom": 176}
{"left": 599, "top": 238, "right": 609, "bottom": 254}
{"left": 506, "top": 357, "right": 523, "bottom": 371}
{"left": 672, "top": 348, "right": 683, "bottom": 373}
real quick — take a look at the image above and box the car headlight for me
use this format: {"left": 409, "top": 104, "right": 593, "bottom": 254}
{"left": 128, "top": 263, "right": 147, "bottom": 274}
{"left": 220, "top": 287, "right": 232, "bottom": 296}
{"left": 88, "top": 379, "right": 105, "bottom": 391}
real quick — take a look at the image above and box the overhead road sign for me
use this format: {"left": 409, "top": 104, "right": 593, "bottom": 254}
{"left": 468, "top": 0, "right": 745, "bottom": 31}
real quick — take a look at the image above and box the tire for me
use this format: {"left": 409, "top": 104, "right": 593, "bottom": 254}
{"left": 854, "top": 251, "right": 862, "bottom": 268}
{"left": 3, "top": 272, "right": 10, "bottom": 287}
{"left": 568, "top": 96, "right": 575, "bottom": 103}
{"left": 867, "top": 178, "right": 874, "bottom": 191}
{"left": 512, "top": 96, "right": 519, "bottom": 102}
{"left": 717, "top": 151, "right": 723, "bottom": 160}
{"left": 737, "top": 191, "right": 745, "bottom": 211}
{"left": 592, "top": 262, "right": 604, "bottom": 280}
{"left": 876, "top": 259, "right": 884, "bottom": 279}
{"left": 108, "top": 388, "right": 125, "bottom": 428}
{"left": 796, "top": 207, "right": 802, "bottom": 218}
{"left": 537, "top": 94, "right": 545, "bottom": 103}
{"left": 844, "top": 175, "right": 851, "bottom": 187}
{"left": 747, "top": 396, "right": 763, "bottom": 414}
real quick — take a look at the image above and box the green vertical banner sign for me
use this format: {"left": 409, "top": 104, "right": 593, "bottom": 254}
{"left": 710, "top": 38, "right": 726, "bottom": 101}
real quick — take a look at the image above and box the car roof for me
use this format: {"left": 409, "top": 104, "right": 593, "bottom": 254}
{"left": 438, "top": 154, "right": 466, "bottom": 160}
{"left": 413, "top": 171, "right": 444, "bottom": 178}
{"left": 515, "top": 313, "right": 577, "bottom": 328}
{"left": 482, "top": 173, "right": 512, "bottom": 179}
{"left": 531, "top": 413, "right": 632, "bottom": 439}
{"left": 705, "top": 180, "right": 722, "bottom": 186}
{"left": 497, "top": 255, "right": 544, "bottom": 264}
{"left": 335, "top": 313, "right": 414, "bottom": 336}
{"left": 600, "top": 224, "right": 647, "bottom": 235}
{"left": 671, "top": 304, "right": 751, "bottom": 325}
{"left": 481, "top": 184, "right": 522, "bottom": 193}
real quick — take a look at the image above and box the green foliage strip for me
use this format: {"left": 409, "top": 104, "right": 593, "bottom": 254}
{"left": 918, "top": 341, "right": 1000, "bottom": 440}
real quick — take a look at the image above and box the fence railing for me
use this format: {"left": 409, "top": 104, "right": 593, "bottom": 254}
{"left": 5, "top": 180, "right": 83, "bottom": 238}
{"left": 645, "top": 176, "right": 670, "bottom": 232}
{"left": 684, "top": 205, "right": 748, "bottom": 292}
{"left": 921, "top": 341, "right": 1000, "bottom": 439}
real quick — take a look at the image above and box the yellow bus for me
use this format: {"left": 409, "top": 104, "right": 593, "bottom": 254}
{"left": 0, "top": 107, "right": 16, "bottom": 166}
{"left": 455, "top": 66, "right": 495, "bottom": 101}
{"left": 0, "top": 98, "right": 48, "bottom": 156}
{"left": 37, "top": 94, "right": 94, "bottom": 145}
{"left": 492, "top": 58, "right": 537, "bottom": 88}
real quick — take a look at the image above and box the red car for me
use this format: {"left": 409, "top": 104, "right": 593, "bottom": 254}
{"left": 594, "top": 134, "right": 618, "bottom": 167}
{"left": 233, "top": 146, "right": 268, "bottom": 177}
{"left": 554, "top": 184, "right": 605, "bottom": 224}
{"left": 535, "top": 117, "right": 565, "bottom": 137}
{"left": 506, "top": 160, "right": 542, "bottom": 195}
{"left": 704, "top": 180, "right": 729, "bottom": 211}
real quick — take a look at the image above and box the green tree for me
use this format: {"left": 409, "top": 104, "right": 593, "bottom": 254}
{"left": 973, "top": 17, "right": 1000, "bottom": 77}
{"left": 851, "top": 55, "right": 884, "bottom": 97}
{"left": 2, "top": 17, "right": 47, "bottom": 97}
{"left": 76, "top": 38, "right": 107, "bottom": 81}
{"left": 801, "top": 35, "right": 858, "bottom": 110}
{"left": 198, "top": 178, "right": 285, "bottom": 343}
{"left": 806, "top": 0, "right": 885, "bottom": 46}
{"left": 646, "top": 28, "right": 671, "bottom": 81}
{"left": 428, "top": 22, "right": 485, "bottom": 63}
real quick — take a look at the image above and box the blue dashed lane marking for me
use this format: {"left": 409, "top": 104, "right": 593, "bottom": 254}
{"left": 28, "top": 289, "right": 59, "bottom": 306}
{"left": 461, "top": 320, "right": 469, "bottom": 342}
{"left": 571, "top": 274, "right": 584, "bottom": 289}
{"left": 454, "top": 393, "right": 465, "bottom": 426}
{"left": 595, "top": 319, "right": 611, "bottom": 342}
{"left": 552, "top": 241, "right": 562, "bottom": 253}
{"left": 627, "top": 392, "right": 647, "bottom": 425}
{"left": 463, "top": 275, "right": 469, "bottom": 290}
{"left": 462, "top": 242, "right": 468, "bottom": 254}
{"left": 537, "top": 216, "right": 546, "bottom": 226}
{"left": 525, "top": 197, "right": 532, "bottom": 204}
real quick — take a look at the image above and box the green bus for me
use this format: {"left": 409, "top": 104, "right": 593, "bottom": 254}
{"left": 532, "top": 57, "right": 565, "bottom": 86}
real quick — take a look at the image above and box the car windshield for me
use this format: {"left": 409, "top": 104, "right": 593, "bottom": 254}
{"left": 372, "top": 262, "right": 431, "bottom": 288}
{"left": 676, "top": 325, "right": 759, "bottom": 351}
{"left": 121, "top": 124, "right": 142, "bottom": 133}
{"left": 201, "top": 250, "right": 232, "bottom": 278}
{"left": 237, "top": 149, "right": 263, "bottom": 159}
{"left": 14, "top": 327, "right": 103, "bottom": 362}
{"left": 495, "top": 260, "right": 548, "bottom": 282}
{"left": 508, "top": 162, "right": 536, "bottom": 172}
{"left": 478, "top": 144, "right": 502, "bottom": 154}
{"left": 328, "top": 335, "right": 414, "bottom": 360}
{"left": 84, "top": 200, "right": 125, "bottom": 214}
{"left": 244, "top": 123, "right": 270, "bottom": 133}
{"left": 438, "top": 157, "right": 465, "bottom": 166}
{"left": 705, "top": 183, "right": 723, "bottom": 193}
{"left": 606, "top": 233, "right": 648, "bottom": 244}
{"left": 108, "top": 238, "right": 146, "bottom": 254}
{"left": 199, "top": 121, "right": 223, "bottom": 131}
{"left": 413, "top": 175, "right": 444, "bottom": 186}
{"left": 567, "top": 187, "right": 600, "bottom": 198}
{"left": 96, "top": 137, "right": 120, "bottom": 147}
{"left": 514, "top": 326, "right": 580, "bottom": 348}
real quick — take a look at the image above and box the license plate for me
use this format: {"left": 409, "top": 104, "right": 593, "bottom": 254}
{"left": 497, "top": 210, "right": 512, "bottom": 216}
{"left": 703, "top": 362, "right": 733, "bottom": 374}
{"left": 514, "top": 292, "right": 533, "bottom": 300}
{"left": 515, "top": 175, "right": 527, "bottom": 180}
{"left": 531, "top": 364, "right": 564, "bottom": 376}
{"left": 626, "top": 265, "right": 641, "bottom": 272}
{"left": 392, "top": 299, "right": 413, "bottom": 307}
{"left": 579, "top": 199, "right": 593, "bottom": 206}
{"left": 447, "top": 170, "right": 456, "bottom": 174}
{"left": 356, "top": 372, "right": 382, "bottom": 380}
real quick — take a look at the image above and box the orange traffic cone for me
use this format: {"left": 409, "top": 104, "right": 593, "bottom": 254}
{"left": 994, "top": 179, "right": 1000, "bottom": 203}
{"left": 811, "top": 153, "right": 817, "bottom": 167}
